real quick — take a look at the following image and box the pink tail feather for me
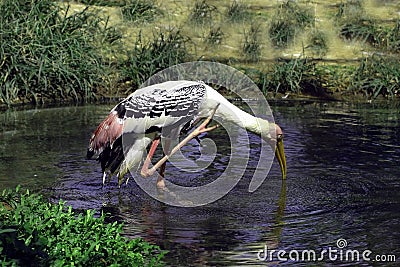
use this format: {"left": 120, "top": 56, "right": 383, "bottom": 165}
{"left": 87, "top": 111, "right": 123, "bottom": 159}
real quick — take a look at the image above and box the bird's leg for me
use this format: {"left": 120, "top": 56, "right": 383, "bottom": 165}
{"left": 140, "top": 137, "right": 161, "bottom": 177}
{"left": 142, "top": 104, "right": 220, "bottom": 178}
{"left": 156, "top": 139, "right": 171, "bottom": 189}
{"left": 102, "top": 172, "right": 113, "bottom": 187}
{"left": 102, "top": 172, "right": 107, "bottom": 185}
{"left": 157, "top": 163, "right": 166, "bottom": 189}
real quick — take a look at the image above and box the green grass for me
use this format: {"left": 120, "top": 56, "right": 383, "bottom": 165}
{"left": 336, "top": 0, "right": 364, "bottom": 21}
{"left": 336, "top": 1, "right": 400, "bottom": 55}
{"left": 243, "top": 55, "right": 400, "bottom": 100}
{"left": 0, "top": 186, "right": 165, "bottom": 266}
{"left": 1, "top": 0, "right": 400, "bottom": 105}
{"left": 307, "top": 30, "right": 329, "bottom": 57}
{"left": 189, "top": 0, "right": 217, "bottom": 25}
{"left": 75, "top": 0, "right": 125, "bottom": 7}
{"left": 269, "top": 1, "right": 314, "bottom": 48}
{"left": 241, "top": 55, "right": 333, "bottom": 99}
{"left": 242, "top": 23, "right": 262, "bottom": 62}
{"left": 121, "top": 0, "right": 161, "bottom": 23}
{"left": 351, "top": 55, "right": 400, "bottom": 99}
{"left": 369, "top": 19, "right": 400, "bottom": 53}
{"left": 265, "top": 57, "right": 321, "bottom": 95}
{"left": 340, "top": 18, "right": 378, "bottom": 45}
{"left": 119, "top": 28, "right": 190, "bottom": 90}
{"left": 225, "top": 0, "right": 249, "bottom": 22}
{"left": 336, "top": 0, "right": 379, "bottom": 46}
{"left": 0, "top": 0, "right": 119, "bottom": 106}
{"left": 205, "top": 26, "right": 224, "bottom": 46}
{"left": 269, "top": 19, "right": 296, "bottom": 48}
{"left": 336, "top": 0, "right": 400, "bottom": 53}
{"left": 386, "top": 19, "right": 400, "bottom": 52}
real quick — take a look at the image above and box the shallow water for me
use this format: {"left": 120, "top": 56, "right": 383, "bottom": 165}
{"left": 0, "top": 101, "right": 399, "bottom": 266}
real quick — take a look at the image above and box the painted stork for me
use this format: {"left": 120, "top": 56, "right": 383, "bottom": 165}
{"left": 87, "top": 80, "right": 286, "bottom": 188}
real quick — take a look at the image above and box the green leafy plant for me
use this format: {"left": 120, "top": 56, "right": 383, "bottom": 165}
{"left": 0, "top": 186, "right": 165, "bottom": 266}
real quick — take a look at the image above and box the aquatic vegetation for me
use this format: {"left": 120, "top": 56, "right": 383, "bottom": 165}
{"left": 265, "top": 57, "right": 323, "bottom": 96}
{"left": 350, "top": 55, "right": 400, "bottom": 99}
{"left": 241, "top": 55, "right": 333, "bottom": 99}
{"left": 0, "top": 186, "right": 165, "bottom": 266}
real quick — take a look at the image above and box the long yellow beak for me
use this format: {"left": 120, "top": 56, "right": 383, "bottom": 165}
{"left": 275, "top": 134, "right": 287, "bottom": 179}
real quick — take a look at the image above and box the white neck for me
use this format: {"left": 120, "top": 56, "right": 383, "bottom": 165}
{"left": 203, "top": 86, "right": 274, "bottom": 141}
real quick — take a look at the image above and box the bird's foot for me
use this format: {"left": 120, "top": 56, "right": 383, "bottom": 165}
{"left": 156, "top": 178, "right": 166, "bottom": 190}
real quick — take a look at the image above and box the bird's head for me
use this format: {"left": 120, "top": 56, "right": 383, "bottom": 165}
{"left": 252, "top": 118, "right": 287, "bottom": 179}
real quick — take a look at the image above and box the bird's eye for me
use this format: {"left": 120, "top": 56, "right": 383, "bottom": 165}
{"left": 277, "top": 134, "right": 284, "bottom": 141}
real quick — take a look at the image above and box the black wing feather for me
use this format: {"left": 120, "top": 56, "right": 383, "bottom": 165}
{"left": 118, "top": 84, "right": 206, "bottom": 120}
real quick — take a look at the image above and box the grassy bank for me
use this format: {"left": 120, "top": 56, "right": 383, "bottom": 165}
{"left": 0, "top": 0, "right": 111, "bottom": 105}
{"left": 0, "top": 186, "right": 165, "bottom": 266}
{"left": 0, "top": 0, "right": 399, "bottom": 106}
